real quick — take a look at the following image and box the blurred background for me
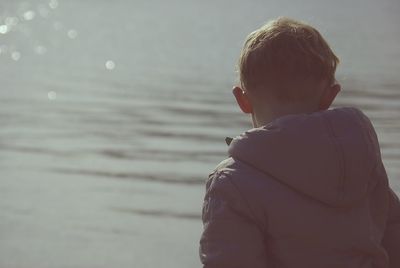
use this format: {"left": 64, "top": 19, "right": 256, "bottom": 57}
{"left": 0, "top": 0, "right": 399, "bottom": 267}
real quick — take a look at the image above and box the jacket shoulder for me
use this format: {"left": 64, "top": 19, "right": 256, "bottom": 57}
{"left": 204, "top": 157, "right": 268, "bottom": 231}
{"left": 200, "top": 159, "right": 270, "bottom": 267}
{"left": 207, "top": 156, "right": 269, "bottom": 189}
{"left": 208, "top": 156, "right": 265, "bottom": 182}
{"left": 205, "top": 157, "right": 235, "bottom": 193}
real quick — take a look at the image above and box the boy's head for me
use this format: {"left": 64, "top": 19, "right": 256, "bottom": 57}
{"left": 233, "top": 17, "right": 341, "bottom": 126}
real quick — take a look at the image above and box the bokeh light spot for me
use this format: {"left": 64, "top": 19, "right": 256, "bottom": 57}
{"left": 23, "top": 10, "right": 36, "bottom": 21}
{"left": 5, "top": 17, "right": 19, "bottom": 26}
{"left": 0, "top": 25, "right": 9, "bottom": 34}
{"left": 48, "top": 91, "right": 57, "bottom": 100}
{"left": 105, "top": 60, "right": 116, "bottom": 70}
{"left": 35, "top": 46, "right": 47, "bottom": 55}
{"left": 67, "top": 29, "right": 78, "bottom": 39}
{"left": 11, "top": 51, "right": 21, "bottom": 61}
{"left": 49, "top": 0, "right": 59, "bottom": 9}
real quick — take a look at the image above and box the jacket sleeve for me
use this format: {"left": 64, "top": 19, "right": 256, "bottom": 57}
{"left": 382, "top": 188, "right": 400, "bottom": 268}
{"left": 199, "top": 171, "right": 268, "bottom": 268}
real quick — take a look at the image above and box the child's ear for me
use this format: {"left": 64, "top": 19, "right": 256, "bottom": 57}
{"left": 318, "top": 83, "right": 341, "bottom": 110}
{"left": 233, "top": 86, "right": 253, "bottom": 114}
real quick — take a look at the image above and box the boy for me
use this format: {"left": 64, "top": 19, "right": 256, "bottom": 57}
{"left": 199, "top": 17, "right": 400, "bottom": 268}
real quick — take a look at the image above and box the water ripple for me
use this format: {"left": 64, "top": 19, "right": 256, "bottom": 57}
{"left": 111, "top": 207, "right": 201, "bottom": 221}
{"left": 52, "top": 168, "right": 204, "bottom": 185}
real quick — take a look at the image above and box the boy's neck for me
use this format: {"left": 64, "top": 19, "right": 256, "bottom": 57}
{"left": 251, "top": 102, "right": 320, "bottom": 128}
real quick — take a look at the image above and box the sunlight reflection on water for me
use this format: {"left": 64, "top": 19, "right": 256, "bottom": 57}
{"left": 0, "top": 24, "right": 9, "bottom": 34}
{"left": 105, "top": 60, "right": 116, "bottom": 70}
{"left": 11, "top": 51, "right": 21, "bottom": 61}
{"left": 67, "top": 29, "right": 77, "bottom": 39}
{"left": 48, "top": 91, "right": 57, "bottom": 100}
{"left": 23, "top": 10, "right": 36, "bottom": 21}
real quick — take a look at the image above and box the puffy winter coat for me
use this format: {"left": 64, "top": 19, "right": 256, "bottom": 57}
{"left": 199, "top": 107, "right": 400, "bottom": 268}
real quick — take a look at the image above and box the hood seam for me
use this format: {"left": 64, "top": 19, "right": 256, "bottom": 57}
{"left": 229, "top": 155, "right": 336, "bottom": 207}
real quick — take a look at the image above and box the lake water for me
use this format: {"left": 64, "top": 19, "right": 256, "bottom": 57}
{"left": 0, "top": 0, "right": 399, "bottom": 267}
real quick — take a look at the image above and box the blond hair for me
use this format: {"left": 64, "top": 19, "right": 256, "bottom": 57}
{"left": 238, "top": 17, "right": 339, "bottom": 102}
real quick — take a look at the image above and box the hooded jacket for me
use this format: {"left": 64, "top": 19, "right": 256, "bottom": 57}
{"left": 199, "top": 107, "right": 400, "bottom": 268}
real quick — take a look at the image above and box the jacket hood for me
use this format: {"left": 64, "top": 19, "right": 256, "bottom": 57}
{"left": 228, "top": 107, "right": 382, "bottom": 207}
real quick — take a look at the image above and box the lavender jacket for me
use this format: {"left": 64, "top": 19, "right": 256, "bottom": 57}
{"left": 199, "top": 107, "right": 400, "bottom": 268}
